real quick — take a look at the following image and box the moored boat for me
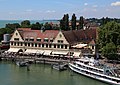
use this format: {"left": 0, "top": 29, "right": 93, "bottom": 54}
{"left": 16, "top": 61, "right": 28, "bottom": 67}
{"left": 52, "top": 63, "right": 67, "bottom": 71}
{"left": 69, "top": 57, "right": 120, "bottom": 85}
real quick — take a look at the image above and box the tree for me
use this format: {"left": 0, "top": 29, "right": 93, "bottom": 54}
{"left": 31, "top": 22, "right": 42, "bottom": 30}
{"left": 79, "top": 16, "right": 84, "bottom": 29}
{"left": 44, "top": 22, "right": 52, "bottom": 30}
{"left": 71, "top": 13, "right": 76, "bottom": 30}
{"left": 5, "top": 23, "right": 20, "bottom": 29}
{"left": 60, "top": 14, "right": 69, "bottom": 31}
{"left": 98, "top": 21, "right": 120, "bottom": 60}
{"left": 21, "top": 20, "right": 30, "bottom": 28}
{"left": 65, "top": 14, "right": 69, "bottom": 30}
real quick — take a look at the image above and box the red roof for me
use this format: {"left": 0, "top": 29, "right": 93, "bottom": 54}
{"left": 17, "top": 28, "right": 59, "bottom": 42}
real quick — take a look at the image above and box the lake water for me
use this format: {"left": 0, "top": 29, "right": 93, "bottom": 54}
{"left": 0, "top": 20, "right": 59, "bottom": 28}
{"left": 0, "top": 61, "right": 108, "bottom": 85}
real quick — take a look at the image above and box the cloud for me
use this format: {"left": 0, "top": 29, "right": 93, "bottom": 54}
{"left": 46, "top": 10, "right": 56, "bottom": 13}
{"left": 111, "top": 1, "right": 120, "bottom": 6}
{"left": 84, "top": 3, "right": 88, "bottom": 6}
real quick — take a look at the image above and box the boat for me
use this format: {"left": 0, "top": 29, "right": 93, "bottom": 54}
{"left": 52, "top": 63, "right": 67, "bottom": 71}
{"left": 16, "top": 61, "right": 28, "bottom": 67}
{"left": 69, "top": 57, "right": 120, "bottom": 85}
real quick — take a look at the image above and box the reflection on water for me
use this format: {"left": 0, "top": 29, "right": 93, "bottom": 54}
{"left": 0, "top": 61, "right": 108, "bottom": 85}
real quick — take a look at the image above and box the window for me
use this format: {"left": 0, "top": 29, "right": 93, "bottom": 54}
{"left": 28, "top": 43, "right": 30, "bottom": 47}
{"left": 14, "top": 38, "right": 19, "bottom": 41}
{"left": 37, "top": 38, "right": 41, "bottom": 42}
{"left": 44, "top": 38, "right": 48, "bottom": 42}
{"left": 50, "top": 40, "right": 53, "bottom": 42}
{"left": 30, "top": 39, "right": 34, "bottom": 41}
{"left": 14, "top": 42, "right": 16, "bottom": 46}
{"left": 46, "top": 44, "right": 48, "bottom": 48}
{"left": 92, "top": 46, "right": 94, "bottom": 49}
{"left": 25, "top": 43, "right": 27, "bottom": 46}
{"left": 57, "top": 45, "right": 60, "bottom": 48}
{"left": 35, "top": 43, "right": 37, "bottom": 47}
{"left": 59, "top": 34, "right": 62, "bottom": 38}
{"left": 58, "top": 40, "right": 63, "bottom": 43}
{"left": 61, "top": 45, "right": 63, "bottom": 49}
{"left": 17, "top": 42, "right": 19, "bottom": 46}
{"left": 54, "top": 44, "right": 56, "bottom": 48}
{"left": 39, "top": 44, "right": 41, "bottom": 47}
{"left": 16, "top": 33, "right": 18, "bottom": 36}
{"left": 25, "top": 38, "right": 29, "bottom": 41}
{"left": 42, "top": 44, "right": 44, "bottom": 47}
{"left": 65, "top": 45, "right": 67, "bottom": 49}
{"left": 11, "top": 42, "right": 13, "bottom": 45}
{"left": 31, "top": 43, "right": 34, "bottom": 47}
{"left": 49, "top": 44, "right": 52, "bottom": 48}
{"left": 20, "top": 42, "right": 22, "bottom": 46}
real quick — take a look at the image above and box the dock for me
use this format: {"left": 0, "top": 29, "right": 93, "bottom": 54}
{"left": 0, "top": 52, "right": 70, "bottom": 65}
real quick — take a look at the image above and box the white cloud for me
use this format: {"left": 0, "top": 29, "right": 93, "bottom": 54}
{"left": 46, "top": 10, "right": 56, "bottom": 13}
{"left": 111, "top": 1, "right": 120, "bottom": 6}
{"left": 84, "top": 3, "right": 88, "bottom": 6}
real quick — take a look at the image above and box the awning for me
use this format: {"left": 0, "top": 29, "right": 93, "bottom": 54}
{"left": 7, "top": 48, "right": 20, "bottom": 52}
{"left": 72, "top": 44, "right": 87, "bottom": 48}
{"left": 36, "top": 50, "right": 44, "bottom": 54}
{"left": 24, "top": 49, "right": 44, "bottom": 54}
{"left": 24, "top": 49, "right": 36, "bottom": 54}
{"left": 73, "top": 52, "right": 81, "bottom": 57}
{"left": 52, "top": 51, "right": 68, "bottom": 55}
{"left": 43, "top": 50, "right": 52, "bottom": 55}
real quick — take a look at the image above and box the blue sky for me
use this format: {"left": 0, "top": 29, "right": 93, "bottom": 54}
{"left": 0, "top": 0, "right": 120, "bottom": 20}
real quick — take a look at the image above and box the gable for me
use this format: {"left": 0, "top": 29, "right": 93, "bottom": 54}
{"left": 53, "top": 31, "right": 69, "bottom": 44}
{"left": 10, "top": 30, "right": 24, "bottom": 42}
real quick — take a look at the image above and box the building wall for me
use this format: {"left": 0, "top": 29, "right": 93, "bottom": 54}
{"left": 10, "top": 30, "right": 24, "bottom": 42}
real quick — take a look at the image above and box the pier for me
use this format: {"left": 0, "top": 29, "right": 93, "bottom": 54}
{"left": 0, "top": 52, "right": 70, "bottom": 65}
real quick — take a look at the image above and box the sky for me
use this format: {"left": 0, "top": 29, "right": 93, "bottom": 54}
{"left": 0, "top": 0, "right": 120, "bottom": 20}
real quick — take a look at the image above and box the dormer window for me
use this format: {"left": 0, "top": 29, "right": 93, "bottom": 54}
{"left": 25, "top": 37, "right": 29, "bottom": 41}
{"left": 58, "top": 40, "right": 63, "bottom": 43}
{"left": 29, "top": 37, "right": 34, "bottom": 41}
{"left": 14, "top": 38, "right": 19, "bottom": 41}
{"left": 50, "top": 38, "right": 53, "bottom": 42}
{"left": 44, "top": 38, "right": 48, "bottom": 42}
{"left": 16, "top": 33, "right": 18, "bottom": 36}
{"left": 37, "top": 38, "right": 41, "bottom": 42}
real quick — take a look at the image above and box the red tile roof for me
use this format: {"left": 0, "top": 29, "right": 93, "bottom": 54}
{"left": 17, "top": 28, "right": 59, "bottom": 42}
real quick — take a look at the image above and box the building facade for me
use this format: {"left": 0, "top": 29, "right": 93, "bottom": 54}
{"left": 8, "top": 28, "right": 97, "bottom": 57}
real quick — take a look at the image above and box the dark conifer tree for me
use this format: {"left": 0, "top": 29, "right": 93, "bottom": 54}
{"left": 71, "top": 13, "right": 76, "bottom": 30}
{"left": 79, "top": 16, "right": 84, "bottom": 29}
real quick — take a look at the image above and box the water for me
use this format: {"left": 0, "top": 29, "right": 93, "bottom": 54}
{"left": 0, "top": 61, "right": 108, "bottom": 85}
{"left": 0, "top": 20, "right": 59, "bottom": 28}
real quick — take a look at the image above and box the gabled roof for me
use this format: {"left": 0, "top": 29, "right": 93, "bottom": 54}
{"left": 17, "top": 28, "right": 59, "bottom": 42}
{"left": 62, "top": 28, "right": 97, "bottom": 45}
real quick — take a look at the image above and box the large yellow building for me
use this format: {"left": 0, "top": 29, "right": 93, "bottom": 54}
{"left": 8, "top": 28, "right": 97, "bottom": 57}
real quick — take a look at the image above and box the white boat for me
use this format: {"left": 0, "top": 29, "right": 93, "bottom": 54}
{"left": 16, "top": 61, "right": 28, "bottom": 67}
{"left": 52, "top": 63, "right": 67, "bottom": 71}
{"left": 69, "top": 57, "right": 120, "bottom": 85}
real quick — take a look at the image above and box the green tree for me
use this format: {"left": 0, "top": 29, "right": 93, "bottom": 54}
{"left": 44, "top": 22, "right": 52, "bottom": 30}
{"left": 60, "top": 14, "right": 69, "bottom": 31}
{"left": 98, "top": 21, "right": 120, "bottom": 59}
{"left": 5, "top": 23, "right": 20, "bottom": 29}
{"left": 79, "top": 16, "right": 84, "bottom": 29}
{"left": 21, "top": 20, "right": 30, "bottom": 28}
{"left": 71, "top": 13, "right": 76, "bottom": 30}
{"left": 31, "top": 22, "right": 42, "bottom": 30}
